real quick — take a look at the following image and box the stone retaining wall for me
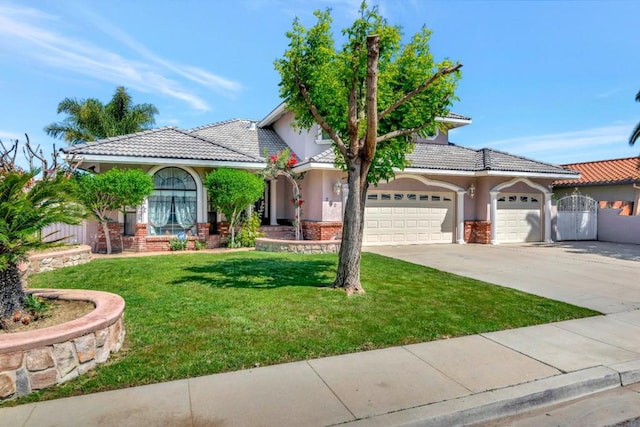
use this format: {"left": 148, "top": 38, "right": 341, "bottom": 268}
{"left": 255, "top": 238, "right": 341, "bottom": 254}
{"left": 24, "top": 245, "right": 92, "bottom": 276}
{"left": 0, "top": 289, "right": 126, "bottom": 401}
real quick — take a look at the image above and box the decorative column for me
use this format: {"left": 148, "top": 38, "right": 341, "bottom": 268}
{"left": 544, "top": 192, "right": 552, "bottom": 243}
{"left": 456, "top": 191, "right": 466, "bottom": 244}
{"left": 269, "top": 178, "right": 278, "bottom": 226}
{"left": 490, "top": 191, "right": 499, "bottom": 244}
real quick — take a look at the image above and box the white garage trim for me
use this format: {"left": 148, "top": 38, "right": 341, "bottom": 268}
{"left": 364, "top": 190, "right": 455, "bottom": 246}
{"left": 489, "top": 177, "right": 552, "bottom": 244}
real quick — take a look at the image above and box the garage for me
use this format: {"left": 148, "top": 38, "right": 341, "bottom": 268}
{"left": 363, "top": 191, "right": 454, "bottom": 246}
{"left": 495, "top": 193, "right": 542, "bottom": 243}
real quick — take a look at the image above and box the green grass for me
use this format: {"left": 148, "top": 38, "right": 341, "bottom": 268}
{"left": 15, "top": 251, "right": 597, "bottom": 404}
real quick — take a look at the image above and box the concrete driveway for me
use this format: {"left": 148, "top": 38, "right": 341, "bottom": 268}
{"left": 366, "top": 241, "right": 640, "bottom": 314}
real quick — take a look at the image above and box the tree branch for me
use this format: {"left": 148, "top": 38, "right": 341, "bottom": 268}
{"left": 362, "top": 35, "right": 380, "bottom": 165}
{"left": 378, "top": 63, "right": 462, "bottom": 121}
{"left": 293, "top": 69, "right": 349, "bottom": 159}
{"left": 376, "top": 121, "right": 431, "bottom": 145}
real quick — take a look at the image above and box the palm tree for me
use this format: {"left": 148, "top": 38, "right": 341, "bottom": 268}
{"left": 44, "top": 86, "right": 159, "bottom": 144}
{"left": 0, "top": 168, "right": 85, "bottom": 319}
{"left": 630, "top": 90, "right": 640, "bottom": 146}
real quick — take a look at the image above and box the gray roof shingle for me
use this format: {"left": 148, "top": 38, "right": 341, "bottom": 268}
{"left": 62, "top": 126, "right": 264, "bottom": 163}
{"left": 308, "top": 142, "right": 577, "bottom": 176}
{"left": 189, "top": 119, "right": 290, "bottom": 158}
{"left": 443, "top": 112, "right": 471, "bottom": 121}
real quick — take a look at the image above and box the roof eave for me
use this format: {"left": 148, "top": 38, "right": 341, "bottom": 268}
{"left": 67, "top": 154, "right": 266, "bottom": 169}
{"left": 477, "top": 170, "right": 581, "bottom": 179}
{"left": 258, "top": 103, "right": 287, "bottom": 128}
{"left": 436, "top": 117, "right": 472, "bottom": 129}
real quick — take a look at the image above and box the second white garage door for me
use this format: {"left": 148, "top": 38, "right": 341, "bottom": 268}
{"left": 496, "top": 193, "right": 541, "bottom": 243}
{"left": 363, "top": 191, "right": 454, "bottom": 246}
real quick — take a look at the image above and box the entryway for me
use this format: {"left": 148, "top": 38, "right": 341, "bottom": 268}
{"left": 556, "top": 193, "right": 597, "bottom": 241}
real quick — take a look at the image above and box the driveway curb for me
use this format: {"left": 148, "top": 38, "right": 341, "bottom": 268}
{"left": 338, "top": 366, "right": 622, "bottom": 426}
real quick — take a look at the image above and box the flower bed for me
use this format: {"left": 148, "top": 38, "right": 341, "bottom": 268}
{"left": 255, "top": 237, "right": 340, "bottom": 254}
{"left": 0, "top": 289, "right": 125, "bottom": 401}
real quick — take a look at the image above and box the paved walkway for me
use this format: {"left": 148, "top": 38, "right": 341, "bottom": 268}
{"left": 2, "top": 242, "right": 640, "bottom": 426}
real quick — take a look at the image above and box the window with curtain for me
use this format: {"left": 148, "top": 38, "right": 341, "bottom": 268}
{"left": 148, "top": 167, "right": 197, "bottom": 236}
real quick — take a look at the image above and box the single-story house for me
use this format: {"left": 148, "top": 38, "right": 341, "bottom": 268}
{"left": 63, "top": 103, "right": 579, "bottom": 252}
{"left": 554, "top": 157, "right": 640, "bottom": 216}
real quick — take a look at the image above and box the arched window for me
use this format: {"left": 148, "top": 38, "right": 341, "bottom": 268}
{"left": 148, "top": 167, "right": 197, "bottom": 236}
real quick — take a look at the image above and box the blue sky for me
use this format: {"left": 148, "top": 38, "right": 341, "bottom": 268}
{"left": 1, "top": 0, "right": 638, "bottom": 167}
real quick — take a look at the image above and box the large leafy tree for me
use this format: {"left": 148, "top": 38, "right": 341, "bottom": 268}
{"left": 204, "top": 168, "right": 265, "bottom": 247}
{"left": 629, "top": 90, "right": 640, "bottom": 147}
{"left": 44, "top": 86, "right": 159, "bottom": 144}
{"left": 75, "top": 168, "right": 154, "bottom": 254}
{"left": 0, "top": 136, "right": 85, "bottom": 319}
{"left": 275, "top": 4, "right": 461, "bottom": 294}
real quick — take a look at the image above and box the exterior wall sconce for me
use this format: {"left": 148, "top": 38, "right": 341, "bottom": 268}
{"left": 467, "top": 183, "right": 476, "bottom": 198}
{"left": 333, "top": 181, "right": 342, "bottom": 195}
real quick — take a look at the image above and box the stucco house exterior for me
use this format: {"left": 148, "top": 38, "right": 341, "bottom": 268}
{"left": 63, "top": 103, "right": 579, "bottom": 252}
{"left": 554, "top": 157, "right": 640, "bottom": 216}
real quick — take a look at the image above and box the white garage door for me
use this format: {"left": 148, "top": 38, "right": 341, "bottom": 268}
{"left": 363, "top": 191, "right": 454, "bottom": 246}
{"left": 496, "top": 193, "right": 541, "bottom": 243}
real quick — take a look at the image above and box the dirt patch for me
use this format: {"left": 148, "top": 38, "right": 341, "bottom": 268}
{"left": 0, "top": 298, "right": 95, "bottom": 334}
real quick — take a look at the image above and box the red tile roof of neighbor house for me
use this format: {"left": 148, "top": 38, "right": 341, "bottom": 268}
{"left": 554, "top": 157, "right": 640, "bottom": 186}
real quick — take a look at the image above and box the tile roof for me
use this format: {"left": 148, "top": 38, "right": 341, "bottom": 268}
{"left": 443, "top": 112, "right": 471, "bottom": 121}
{"left": 307, "top": 142, "right": 577, "bottom": 176}
{"left": 554, "top": 157, "right": 640, "bottom": 186}
{"left": 190, "top": 119, "right": 291, "bottom": 158}
{"left": 62, "top": 127, "right": 263, "bottom": 163}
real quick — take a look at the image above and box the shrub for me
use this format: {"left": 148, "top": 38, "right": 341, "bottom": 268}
{"left": 168, "top": 238, "right": 188, "bottom": 251}
{"left": 23, "top": 294, "right": 48, "bottom": 319}
{"left": 237, "top": 211, "right": 265, "bottom": 247}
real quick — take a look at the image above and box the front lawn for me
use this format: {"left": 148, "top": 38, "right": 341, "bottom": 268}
{"left": 20, "top": 251, "right": 597, "bottom": 403}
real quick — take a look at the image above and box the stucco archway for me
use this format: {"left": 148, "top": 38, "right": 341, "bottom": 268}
{"left": 379, "top": 174, "right": 467, "bottom": 244}
{"left": 489, "top": 177, "right": 552, "bottom": 244}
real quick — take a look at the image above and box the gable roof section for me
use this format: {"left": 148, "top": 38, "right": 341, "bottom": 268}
{"left": 62, "top": 127, "right": 263, "bottom": 163}
{"left": 189, "top": 119, "right": 289, "bottom": 158}
{"left": 305, "top": 143, "right": 577, "bottom": 177}
{"left": 554, "top": 157, "right": 640, "bottom": 187}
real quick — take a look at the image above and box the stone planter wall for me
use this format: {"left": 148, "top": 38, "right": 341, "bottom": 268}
{"left": 0, "top": 289, "right": 125, "bottom": 401}
{"left": 255, "top": 238, "right": 340, "bottom": 254}
{"left": 24, "top": 245, "right": 92, "bottom": 276}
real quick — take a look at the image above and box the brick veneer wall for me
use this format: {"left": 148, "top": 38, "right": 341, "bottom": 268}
{"left": 95, "top": 222, "right": 124, "bottom": 254}
{"left": 464, "top": 221, "right": 492, "bottom": 244}
{"left": 301, "top": 221, "right": 343, "bottom": 241}
{"left": 99, "top": 222, "right": 221, "bottom": 252}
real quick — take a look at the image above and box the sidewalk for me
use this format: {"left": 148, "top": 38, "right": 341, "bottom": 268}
{"left": 2, "top": 309, "right": 640, "bottom": 426}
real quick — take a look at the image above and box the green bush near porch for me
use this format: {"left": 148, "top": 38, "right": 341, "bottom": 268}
{"left": 18, "top": 251, "right": 597, "bottom": 404}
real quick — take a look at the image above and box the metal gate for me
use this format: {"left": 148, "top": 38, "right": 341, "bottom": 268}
{"left": 556, "top": 193, "right": 597, "bottom": 241}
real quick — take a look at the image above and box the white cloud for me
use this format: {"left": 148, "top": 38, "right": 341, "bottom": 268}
{"left": 480, "top": 123, "right": 637, "bottom": 164}
{"left": 0, "top": 3, "right": 243, "bottom": 111}
{"left": 596, "top": 87, "right": 621, "bottom": 99}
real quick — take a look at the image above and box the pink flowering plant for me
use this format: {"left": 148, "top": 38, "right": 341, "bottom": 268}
{"left": 262, "top": 149, "right": 304, "bottom": 240}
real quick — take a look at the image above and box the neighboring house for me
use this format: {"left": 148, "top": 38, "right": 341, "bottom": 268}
{"left": 553, "top": 157, "right": 640, "bottom": 245}
{"left": 554, "top": 157, "right": 640, "bottom": 216}
{"left": 62, "top": 102, "right": 578, "bottom": 252}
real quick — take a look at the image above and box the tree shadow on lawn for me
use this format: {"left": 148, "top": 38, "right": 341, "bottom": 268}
{"left": 171, "top": 257, "right": 337, "bottom": 289}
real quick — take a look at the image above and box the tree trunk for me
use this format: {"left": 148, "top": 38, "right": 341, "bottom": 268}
{"left": 333, "top": 161, "right": 366, "bottom": 294}
{"left": 102, "top": 221, "right": 112, "bottom": 255}
{"left": 0, "top": 262, "right": 25, "bottom": 319}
